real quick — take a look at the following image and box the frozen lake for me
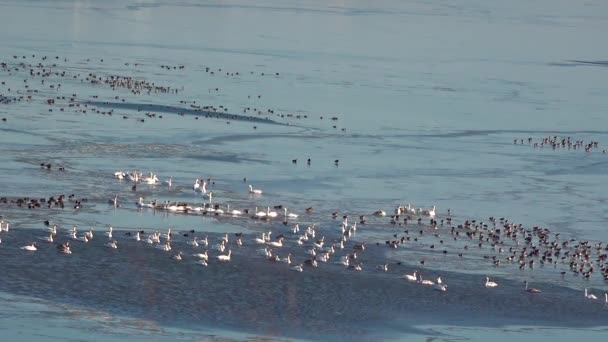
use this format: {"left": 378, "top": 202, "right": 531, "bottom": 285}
{"left": 1, "top": 0, "right": 607, "bottom": 340}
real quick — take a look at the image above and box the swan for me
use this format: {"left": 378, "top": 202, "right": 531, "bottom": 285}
{"left": 164, "top": 176, "right": 172, "bottom": 187}
{"left": 105, "top": 226, "right": 113, "bottom": 239}
{"left": 258, "top": 247, "right": 272, "bottom": 257}
{"left": 217, "top": 250, "right": 232, "bottom": 262}
{"left": 192, "top": 251, "right": 209, "bottom": 260}
{"left": 254, "top": 207, "right": 267, "bottom": 218}
{"left": 226, "top": 204, "right": 242, "bottom": 216}
{"left": 74, "top": 235, "right": 89, "bottom": 243}
{"left": 40, "top": 234, "right": 54, "bottom": 242}
{"left": 157, "top": 243, "right": 172, "bottom": 251}
{"left": 284, "top": 208, "right": 298, "bottom": 219}
{"left": 219, "top": 233, "right": 229, "bottom": 244}
{"left": 173, "top": 252, "right": 183, "bottom": 261}
{"left": 422, "top": 206, "right": 436, "bottom": 218}
{"left": 605, "top": 293, "right": 608, "bottom": 304}
{"left": 20, "top": 243, "right": 37, "bottom": 251}
{"left": 434, "top": 282, "right": 448, "bottom": 292}
{"left": 212, "top": 241, "right": 226, "bottom": 252}
{"left": 105, "top": 241, "right": 118, "bottom": 249}
{"left": 347, "top": 264, "right": 362, "bottom": 271}
{"left": 266, "top": 207, "right": 278, "bottom": 218}
{"left": 254, "top": 233, "right": 267, "bottom": 244}
{"left": 196, "top": 260, "right": 208, "bottom": 266}
{"left": 291, "top": 224, "right": 300, "bottom": 234}
{"left": 376, "top": 264, "right": 388, "bottom": 272}
{"left": 585, "top": 288, "right": 598, "bottom": 300}
{"left": 281, "top": 254, "right": 292, "bottom": 264}
{"left": 485, "top": 277, "right": 498, "bottom": 288}
{"left": 524, "top": 281, "right": 541, "bottom": 293}
{"left": 290, "top": 264, "right": 304, "bottom": 272}
{"left": 137, "top": 197, "right": 155, "bottom": 209}
{"left": 114, "top": 171, "right": 126, "bottom": 179}
{"left": 236, "top": 238, "right": 243, "bottom": 246}
{"left": 47, "top": 225, "right": 57, "bottom": 234}
{"left": 143, "top": 173, "right": 159, "bottom": 184}
{"left": 187, "top": 237, "right": 199, "bottom": 247}
{"left": 109, "top": 195, "right": 118, "bottom": 207}
{"left": 400, "top": 271, "right": 418, "bottom": 282}
{"left": 373, "top": 210, "right": 386, "bottom": 217}
{"left": 162, "top": 229, "right": 172, "bottom": 240}
{"left": 267, "top": 238, "right": 284, "bottom": 248}
{"left": 132, "top": 231, "right": 141, "bottom": 241}
{"left": 418, "top": 275, "right": 435, "bottom": 286}
{"left": 193, "top": 178, "right": 201, "bottom": 191}
{"left": 248, "top": 184, "right": 263, "bottom": 194}
{"left": 199, "top": 236, "right": 209, "bottom": 247}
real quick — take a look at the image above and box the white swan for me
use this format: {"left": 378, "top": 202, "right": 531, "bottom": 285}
{"left": 137, "top": 197, "right": 155, "bottom": 209}
{"left": 132, "top": 231, "right": 141, "bottom": 241}
{"left": 199, "top": 236, "right": 209, "bottom": 247}
{"left": 74, "top": 235, "right": 89, "bottom": 243}
{"left": 164, "top": 176, "right": 172, "bottom": 187}
{"left": 212, "top": 241, "right": 226, "bottom": 252}
{"left": 196, "top": 260, "right": 208, "bottom": 266}
{"left": 376, "top": 264, "right": 388, "bottom": 272}
{"left": 585, "top": 288, "right": 598, "bottom": 300}
{"left": 220, "top": 233, "right": 229, "bottom": 244}
{"left": 284, "top": 208, "right": 298, "bottom": 219}
{"left": 157, "top": 243, "right": 172, "bottom": 251}
{"left": 20, "top": 243, "right": 37, "bottom": 251}
{"left": 267, "top": 238, "right": 284, "bottom": 248}
{"left": 248, "top": 184, "right": 263, "bottom": 194}
{"left": 434, "top": 282, "right": 448, "bottom": 292}
{"left": 173, "top": 252, "right": 183, "bottom": 261}
{"left": 226, "top": 204, "right": 242, "bottom": 216}
{"left": 193, "top": 178, "right": 201, "bottom": 191}
{"left": 254, "top": 233, "right": 266, "bottom": 244}
{"left": 40, "top": 234, "right": 54, "bottom": 242}
{"left": 400, "top": 271, "right": 418, "bottom": 282}
{"left": 47, "top": 225, "right": 57, "bottom": 234}
{"left": 418, "top": 275, "right": 435, "bottom": 286}
{"left": 217, "top": 250, "right": 232, "bottom": 262}
{"left": 266, "top": 207, "right": 278, "bottom": 218}
{"left": 524, "top": 281, "right": 541, "bottom": 293}
{"left": 485, "top": 277, "right": 498, "bottom": 288}
{"left": 254, "top": 207, "right": 267, "bottom": 218}
{"left": 290, "top": 264, "right": 303, "bottom": 272}
{"left": 105, "top": 226, "right": 113, "bottom": 239}
{"left": 281, "top": 254, "right": 292, "bottom": 264}
{"left": 192, "top": 251, "right": 209, "bottom": 260}
{"left": 105, "top": 241, "right": 118, "bottom": 249}
{"left": 373, "top": 210, "right": 386, "bottom": 217}
{"left": 422, "top": 206, "right": 436, "bottom": 218}
{"left": 114, "top": 171, "right": 126, "bottom": 179}
{"left": 187, "top": 237, "right": 199, "bottom": 247}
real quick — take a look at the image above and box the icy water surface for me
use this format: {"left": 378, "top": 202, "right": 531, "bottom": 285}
{"left": 1, "top": 0, "right": 608, "bottom": 340}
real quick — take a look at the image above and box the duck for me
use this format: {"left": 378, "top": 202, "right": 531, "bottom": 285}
{"left": 584, "top": 288, "right": 598, "bottom": 300}
{"left": 485, "top": 277, "right": 498, "bottom": 288}
{"left": 20, "top": 243, "right": 37, "bottom": 251}
{"left": 192, "top": 251, "right": 209, "bottom": 260}
{"left": 248, "top": 184, "right": 263, "bottom": 194}
{"left": 217, "top": 250, "right": 232, "bottom": 262}
{"left": 290, "top": 264, "right": 304, "bottom": 272}
{"left": 105, "top": 241, "right": 118, "bottom": 249}
{"left": 524, "top": 281, "right": 541, "bottom": 293}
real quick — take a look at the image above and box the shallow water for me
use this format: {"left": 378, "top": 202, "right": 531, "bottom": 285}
{"left": 1, "top": 0, "right": 608, "bottom": 340}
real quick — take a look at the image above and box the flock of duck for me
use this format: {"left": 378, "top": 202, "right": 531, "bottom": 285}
{"left": 0, "top": 54, "right": 346, "bottom": 130}
{"left": 515, "top": 136, "right": 605, "bottom": 153}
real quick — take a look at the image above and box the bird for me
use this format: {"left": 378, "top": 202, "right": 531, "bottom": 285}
{"left": 584, "top": 288, "right": 598, "bottom": 300}
{"left": 524, "top": 281, "right": 541, "bottom": 293}
{"left": 20, "top": 243, "right": 37, "bottom": 251}
{"left": 485, "top": 277, "right": 498, "bottom": 288}
{"left": 192, "top": 251, "right": 209, "bottom": 261}
{"left": 216, "top": 250, "right": 232, "bottom": 262}
{"left": 400, "top": 271, "right": 418, "bottom": 282}
{"left": 284, "top": 208, "right": 298, "bottom": 219}
{"left": 290, "top": 264, "right": 304, "bottom": 272}
{"left": 248, "top": 184, "right": 263, "bottom": 194}
{"left": 434, "top": 281, "right": 448, "bottom": 292}
{"left": 376, "top": 264, "right": 388, "bottom": 272}
{"left": 105, "top": 241, "right": 118, "bottom": 249}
